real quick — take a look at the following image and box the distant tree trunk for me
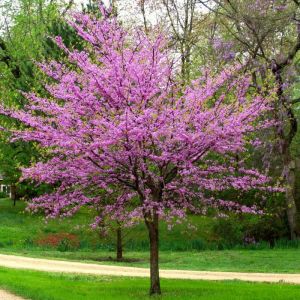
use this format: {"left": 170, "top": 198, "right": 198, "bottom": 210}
{"left": 272, "top": 61, "right": 299, "bottom": 239}
{"left": 139, "top": 0, "right": 148, "bottom": 33}
{"left": 116, "top": 225, "right": 123, "bottom": 261}
{"left": 161, "top": 0, "right": 196, "bottom": 86}
{"left": 145, "top": 211, "right": 161, "bottom": 295}
{"left": 11, "top": 184, "right": 17, "bottom": 206}
{"left": 283, "top": 153, "right": 298, "bottom": 239}
{"left": 294, "top": 159, "right": 300, "bottom": 231}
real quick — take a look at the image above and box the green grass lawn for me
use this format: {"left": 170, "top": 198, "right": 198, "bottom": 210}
{"left": 0, "top": 267, "right": 300, "bottom": 300}
{"left": 2, "top": 248, "right": 300, "bottom": 273}
{"left": 1, "top": 198, "right": 300, "bottom": 274}
{"left": 0, "top": 198, "right": 215, "bottom": 252}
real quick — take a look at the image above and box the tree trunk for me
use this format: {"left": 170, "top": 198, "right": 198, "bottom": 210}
{"left": 11, "top": 184, "right": 17, "bottom": 206}
{"left": 294, "top": 159, "right": 300, "bottom": 233}
{"left": 283, "top": 152, "right": 298, "bottom": 239}
{"left": 271, "top": 61, "right": 299, "bottom": 239}
{"left": 280, "top": 128, "right": 299, "bottom": 240}
{"left": 145, "top": 213, "right": 161, "bottom": 295}
{"left": 116, "top": 226, "right": 123, "bottom": 261}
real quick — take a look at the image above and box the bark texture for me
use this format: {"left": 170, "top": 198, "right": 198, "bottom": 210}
{"left": 272, "top": 60, "right": 298, "bottom": 239}
{"left": 116, "top": 226, "right": 123, "bottom": 261}
{"left": 145, "top": 212, "right": 161, "bottom": 295}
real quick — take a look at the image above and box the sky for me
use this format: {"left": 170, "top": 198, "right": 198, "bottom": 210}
{"left": 0, "top": 0, "right": 207, "bottom": 35}
{"left": 74, "top": 0, "right": 110, "bottom": 8}
{"left": 73, "top": 0, "right": 163, "bottom": 28}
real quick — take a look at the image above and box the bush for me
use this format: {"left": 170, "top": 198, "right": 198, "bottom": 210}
{"left": 0, "top": 191, "right": 8, "bottom": 198}
{"left": 57, "top": 238, "right": 72, "bottom": 252}
{"left": 211, "top": 212, "right": 289, "bottom": 249}
{"left": 36, "top": 233, "right": 80, "bottom": 250}
{"left": 243, "top": 214, "right": 288, "bottom": 247}
{"left": 212, "top": 217, "right": 244, "bottom": 247}
{"left": 23, "top": 237, "right": 34, "bottom": 248}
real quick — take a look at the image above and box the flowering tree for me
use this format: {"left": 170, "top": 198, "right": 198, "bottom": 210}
{"left": 0, "top": 4, "right": 276, "bottom": 295}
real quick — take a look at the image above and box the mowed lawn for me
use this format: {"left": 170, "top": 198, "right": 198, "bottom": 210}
{"left": 2, "top": 248, "right": 300, "bottom": 273}
{"left": 1, "top": 198, "right": 300, "bottom": 273}
{"left": 0, "top": 267, "right": 300, "bottom": 300}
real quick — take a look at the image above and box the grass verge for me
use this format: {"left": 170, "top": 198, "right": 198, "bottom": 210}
{"left": 0, "top": 267, "right": 300, "bottom": 300}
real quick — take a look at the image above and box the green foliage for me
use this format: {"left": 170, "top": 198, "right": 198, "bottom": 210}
{"left": 0, "top": 0, "right": 83, "bottom": 194}
{"left": 0, "top": 192, "right": 8, "bottom": 199}
{"left": 212, "top": 217, "right": 244, "bottom": 247}
{"left": 57, "top": 238, "right": 75, "bottom": 252}
{"left": 212, "top": 211, "right": 289, "bottom": 249}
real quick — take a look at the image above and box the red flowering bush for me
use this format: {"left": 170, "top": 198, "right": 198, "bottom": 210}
{"left": 36, "top": 233, "right": 79, "bottom": 250}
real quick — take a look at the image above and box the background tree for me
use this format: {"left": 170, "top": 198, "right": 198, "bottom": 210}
{"left": 0, "top": 0, "right": 80, "bottom": 202}
{"left": 195, "top": 0, "right": 300, "bottom": 239}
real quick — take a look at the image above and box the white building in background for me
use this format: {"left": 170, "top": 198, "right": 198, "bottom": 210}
{"left": 0, "top": 174, "right": 11, "bottom": 198}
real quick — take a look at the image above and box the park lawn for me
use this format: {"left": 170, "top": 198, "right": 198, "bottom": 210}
{"left": 1, "top": 198, "right": 300, "bottom": 273}
{"left": 0, "top": 267, "right": 300, "bottom": 300}
{"left": 0, "top": 198, "right": 215, "bottom": 251}
{"left": 1, "top": 248, "right": 300, "bottom": 273}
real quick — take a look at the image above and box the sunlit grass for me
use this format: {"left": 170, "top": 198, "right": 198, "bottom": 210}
{"left": 1, "top": 267, "right": 300, "bottom": 300}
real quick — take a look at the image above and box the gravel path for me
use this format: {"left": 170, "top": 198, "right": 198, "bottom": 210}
{"left": 0, "top": 253, "right": 300, "bottom": 284}
{"left": 0, "top": 290, "right": 26, "bottom": 300}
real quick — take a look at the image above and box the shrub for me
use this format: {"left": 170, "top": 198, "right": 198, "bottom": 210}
{"left": 212, "top": 217, "right": 244, "bottom": 246}
{"left": 36, "top": 233, "right": 79, "bottom": 250}
{"left": 0, "top": 191, "right": 8, "bottom": 198}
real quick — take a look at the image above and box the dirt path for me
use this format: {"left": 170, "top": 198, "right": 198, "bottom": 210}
{"left": 0, "top": 254, "right": 299, "bottom": 284}
{"left": 0, "top": 290, "right": 26, "bottom": 300}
